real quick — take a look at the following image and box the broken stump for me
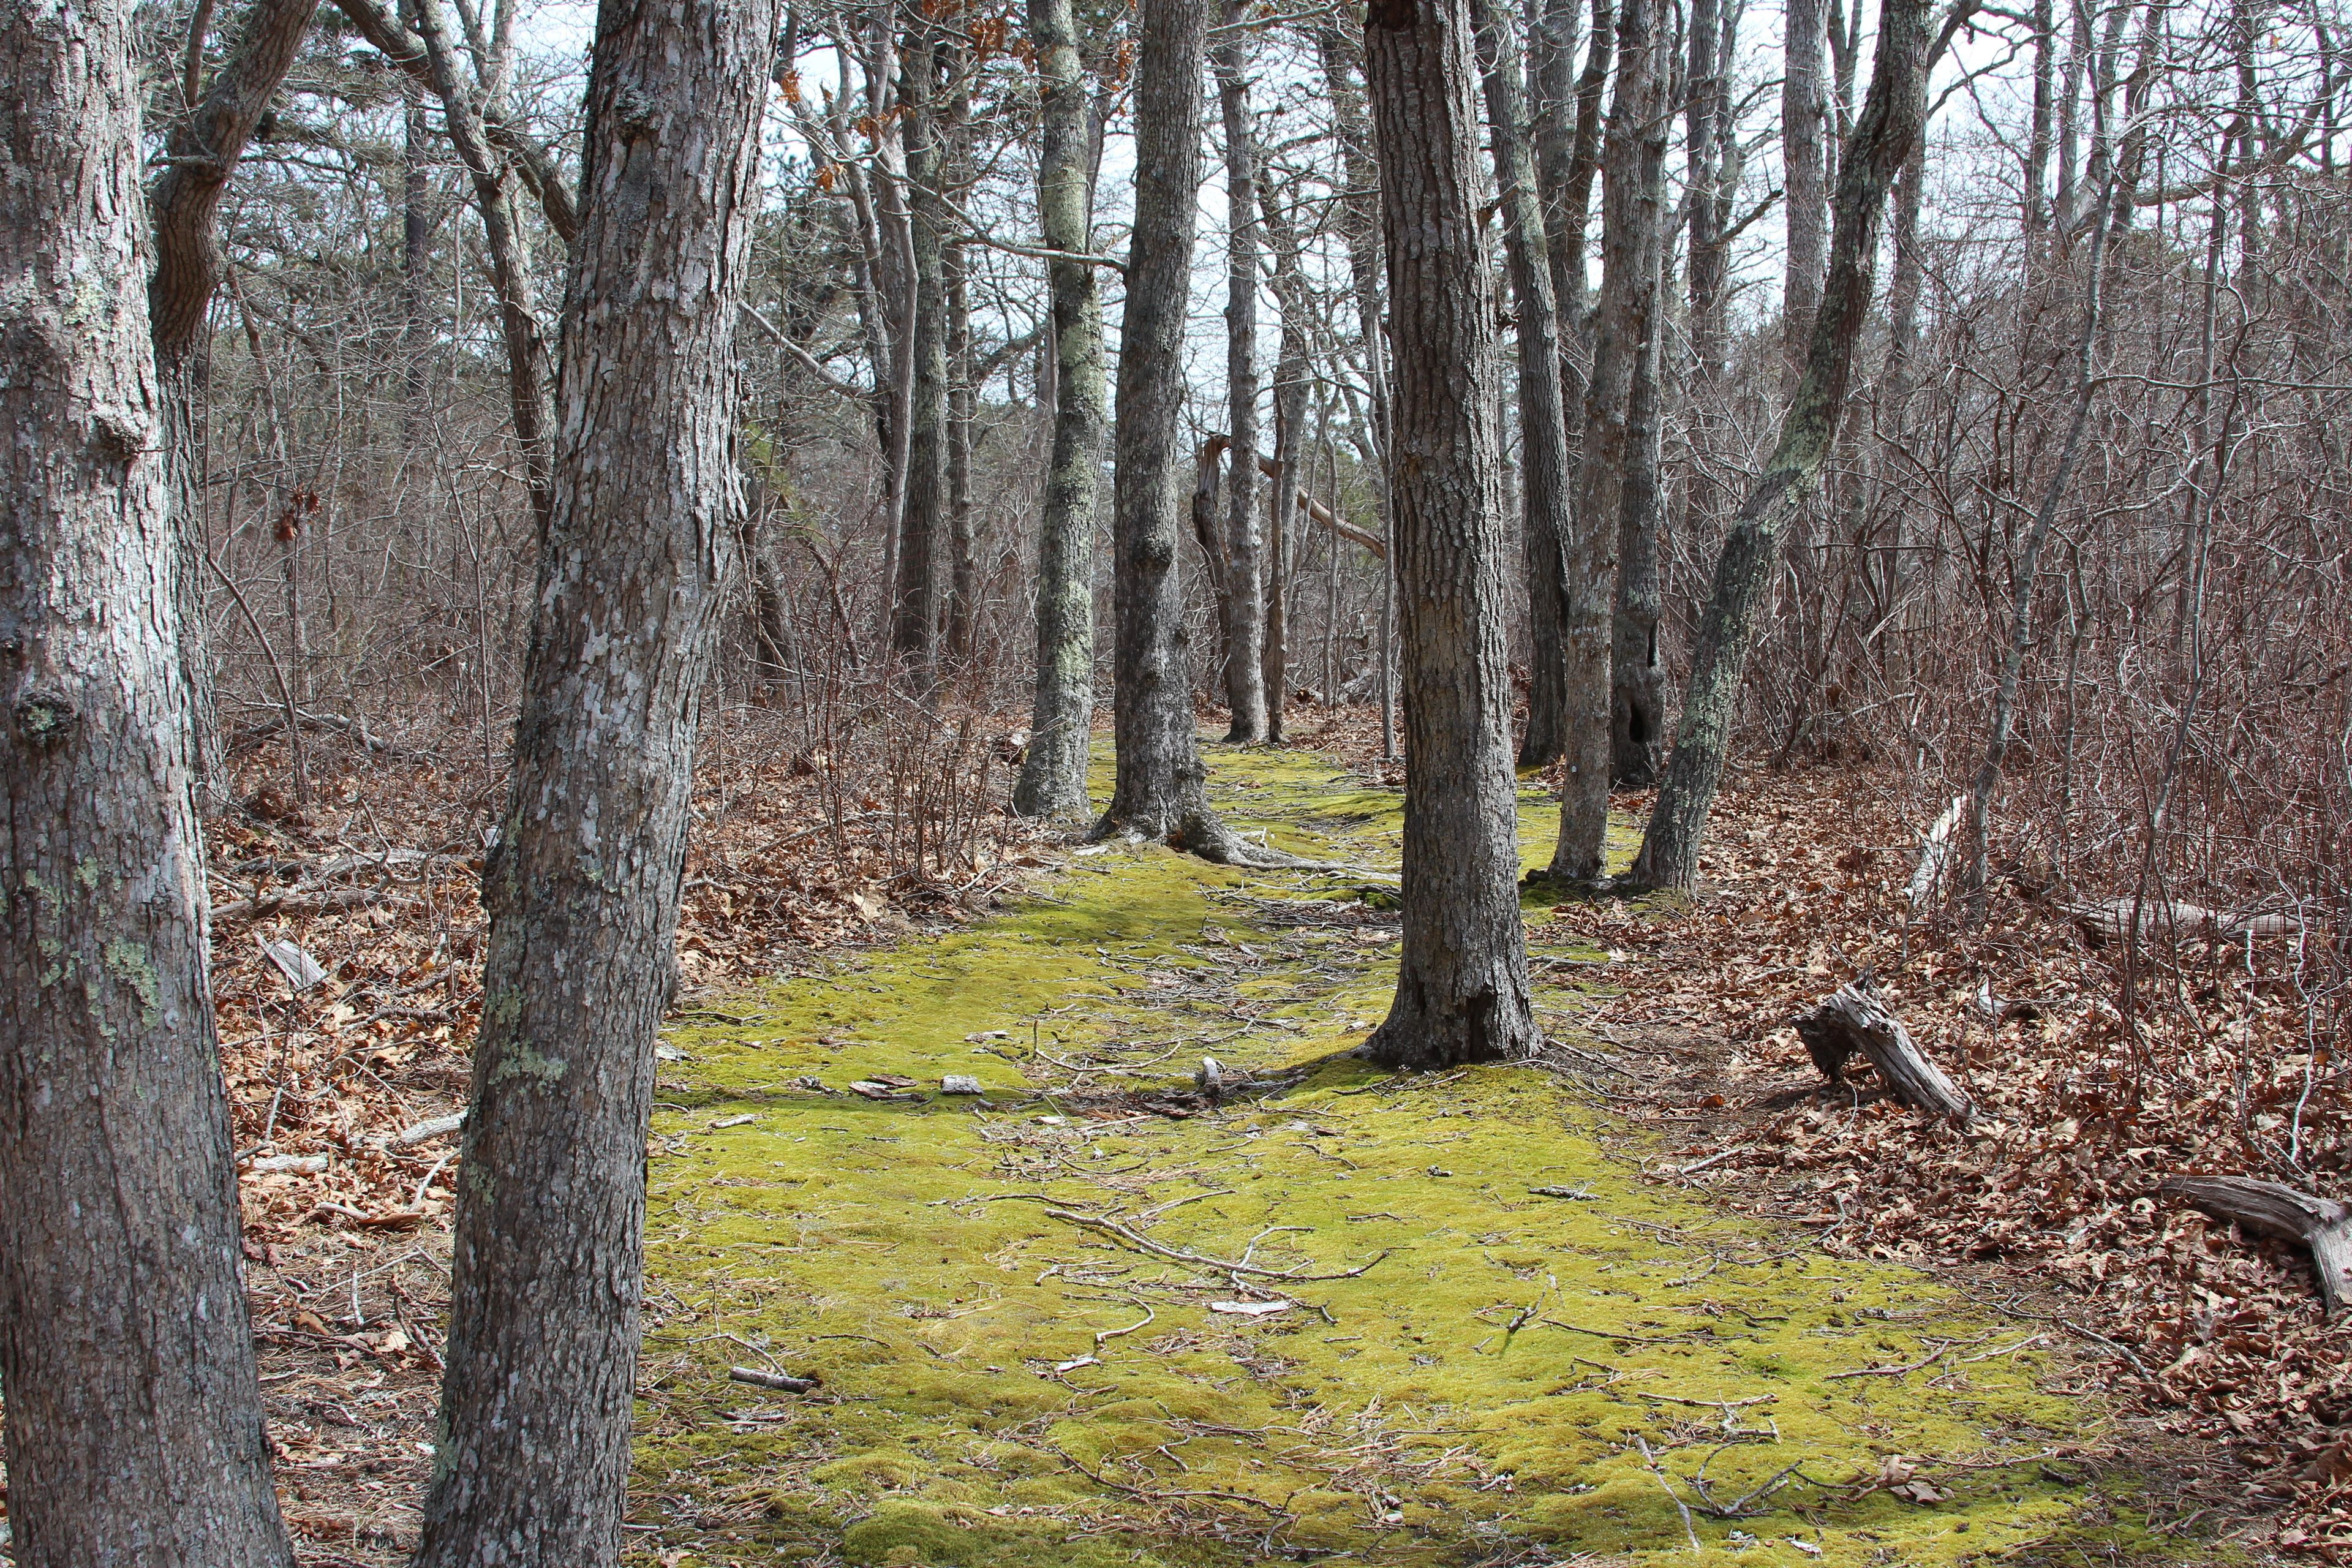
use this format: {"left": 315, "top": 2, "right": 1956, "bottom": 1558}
{"left": 1793, "top": 981, "right": 1975, "bottom": 1125}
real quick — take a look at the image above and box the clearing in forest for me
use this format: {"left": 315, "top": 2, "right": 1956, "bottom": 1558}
{"left": 631, "top": 745, "right": 2154, "bottom": 1566}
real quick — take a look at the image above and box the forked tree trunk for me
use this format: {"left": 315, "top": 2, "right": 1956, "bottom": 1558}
{"left": 1096, "top": 0, "right": 1265, "bottom": 864}
{"left": 1012, "top": 0, "right": 1107, "bottom": 825}
{"left": 149, "top": 0, "right": 318, "bottom": 812}
{"left": 1, "top": 1, "right": 293, "bottom": 1557}
{"left": 1552, "top": 0, "right": 1660, "bottom": 880}
{"left": 1472, "top": 0, "right": 1574, "bottom": 775}
{"left": 1362, "top": 0, "right": 1539, "bottom": 1070}
{"left": 1629, "top": 0, "right": 1948, "bottom": 891}
{"left": 1215, "top": 9, "right": 1267, "bottom": 743}
{"left": 409, "top": 0, "right": 778, "bottom": 1554}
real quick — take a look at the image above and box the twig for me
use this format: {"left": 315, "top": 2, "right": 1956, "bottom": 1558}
{"left": 1043, "top": 1209, "right": 1389, "bottom": 1281}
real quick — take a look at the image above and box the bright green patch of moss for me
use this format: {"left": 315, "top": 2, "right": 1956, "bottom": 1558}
{"left": 630, "top": 741, "right": 2200, "bottom": 1567}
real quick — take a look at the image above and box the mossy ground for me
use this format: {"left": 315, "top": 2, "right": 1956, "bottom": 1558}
{"left": 630, "top": 742, "right": 2184, "bottom": 1566}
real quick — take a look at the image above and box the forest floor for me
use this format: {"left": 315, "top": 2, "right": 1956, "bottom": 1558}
{"left": 17, "top": 717, "right": 2331, "bottom": 1565}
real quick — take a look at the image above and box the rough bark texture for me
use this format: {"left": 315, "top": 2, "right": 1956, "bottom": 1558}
{"left": 1608, "top": 20, "right": 1670, "bottom": 788}
{"left": 1630, "top": 0, "right": 1942, "bottom": 892}
{"left": 1, "top": 0, "right": 294, "bottom": 1555}
{"left": 1551, "top": 0, "right": 1659, "bottom": 879}
{"left": 1362, "top": 0, "right": 1539, "bottom": 1071}
{"left": 1682, "top": 0, "right": 1731, "bottom": 377}
{"left": 1473, "top": 0, "right": 1574, "bottom": 772}
{"left": 148, "top": 0, "right": 317, "bottom": 809}
{"left": 408, "top": 0, "right": 778, "bottom": 1554}
{"left": 1215, "top": 10, "right": 1267, "bottom": 743}
{"left": 1314, "top": 21, "right": 1398, "bottom": 758}
{"left": 1261, "top": 165, "right": 1309, "bottom": 747}
{"left": 1096, "top": 0, "right": 1259, "bottom": 863}
{"left": 1012, "top": 0, "right": 1105, "bottom": 825}
{"left": 1782, "top": 0, "right": 1830, "bottom": 381}
{"left": 894, "top": 27, "right": 947, "bottom": 677}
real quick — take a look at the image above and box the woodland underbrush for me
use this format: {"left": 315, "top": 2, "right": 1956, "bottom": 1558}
{"left": 1511, "top": 760, "right": 2352, "bottom": 1558}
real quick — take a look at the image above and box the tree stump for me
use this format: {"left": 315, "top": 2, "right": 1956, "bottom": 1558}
{"left": 1793, "top": 981, "right": 1975, "bottom": 1125}
{"left": 2160, "top": 1175, "right": 2352, "bottom": 1315}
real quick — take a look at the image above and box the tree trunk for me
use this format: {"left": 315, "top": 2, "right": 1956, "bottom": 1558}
{"left": 1214, "top": 10, "right": 1267, "bottom": 743}
{"left": 409, "top": 0, "right": 779, "bottom": 1553}
{"left": 1261, "top": 165, "right": 1310, "bottom": 747}
{"left": 148, "top": 0, "right": 318, "bottom": 811}
{"left": 1609, "top": 20, "right": 1670, "bottom": 788}
{"left": 1012, "top": 0, "right": 1107, "bottom": 826}
{"left": 894, "top": 26, "right": 946, "bottom": 679}
{"left": 1551, "top": 0, "right": 1660, "bottom": 879}
{"left": 1683, "top": 0, "right": 1730, "bottom": 377}
{"left": 1313, "top": 21, "right": 1398, "bottom": 760}
{"left": 946, "top": 235, "right": 977, "bottom": 665}
{"left": 1782, "top": 0, "right": 1830, "bottom": 383}
{"left": 1629, "top": 0, "right": 1945, "bottom": 892}
{"left": 1362, "top": 0, "right": 1539, "bottom": 1070}
{"left": 1096, "top": 0, "right": 1261, "bottom": 863}
{"left": 1474, "top": 0, "right": 1575, "bottom": 773}
{"left": 1, "top": 0, "right": 293, "bottom": 1556}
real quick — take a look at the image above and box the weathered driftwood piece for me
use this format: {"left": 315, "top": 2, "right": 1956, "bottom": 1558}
{"left": 2160, "top": 1175, "right": 2352, "bottom": 1315}
{"left": 1793, "top": 981, "right": 1975, "bottom": 1124}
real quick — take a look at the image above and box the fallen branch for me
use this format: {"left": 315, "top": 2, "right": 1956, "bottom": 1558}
{"left": 1042, "top": 1208, "right": 1389, "bottom": 1281}
{"left": 2160, "top": 1175, "right": 2352, "bottom": 1314}
{"left": 727, "top": 1365, "right": 819, "bottom": 1393}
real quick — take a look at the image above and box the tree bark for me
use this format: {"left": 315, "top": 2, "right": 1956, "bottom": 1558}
{"left": 1260, "top": 164, "right": 1310, "bottom": 747}
{"left": 1782, "top": 0, "right": 1831, "bottom": 383}
{"left": 1362, "top": 0, "right": 1539, "bottom": 1070}
{"left": 1096, "top": 0, "right": 1262, "bottom": 862}
{"left": 1214, "top": 7, "right": 1267, "bottom": 742}
{"left": 1314, "top": 21, "right": 1399, "bottom": 759}
{"left": 1474, "top": 0, "right": 1575, "bottom": 773}
{"left": 894, "top": 24, "right": 947, "bottom": 679}
{"left": 1, "top": 0, "right": 293, "bottom": 1556}
{"left": 1609, "top": 18, "right": 1670, "bottom": 788}
{"left": 1630, "top": 0, "right": 1953, "bottom": 891}
{"left": 1012, "top": 0, "right": 1106, "bottom": 825}
{"left": 1551, "top": 0, "right": 1660, "bottom": 878}
{"left": 148, "top": 0, "right": 318, "bottom": 810}
{"left": 409, "top": 0, "right": 779, "bottom": 1553}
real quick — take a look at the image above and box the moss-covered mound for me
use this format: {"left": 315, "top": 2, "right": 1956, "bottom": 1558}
{"left": 629, "top": 744, "right": 2173, "bottom": 1566}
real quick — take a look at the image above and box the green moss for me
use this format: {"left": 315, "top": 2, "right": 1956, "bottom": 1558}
{"left": 630, "top": 741, "right": 2206, "bottom": 1566}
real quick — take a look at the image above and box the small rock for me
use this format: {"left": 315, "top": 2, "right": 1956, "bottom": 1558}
{"left": 940, "top": 1074, "right": 986, "bottom": 1095}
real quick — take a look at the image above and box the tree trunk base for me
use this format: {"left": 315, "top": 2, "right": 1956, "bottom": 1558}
{"left": 2161, "top": 1175, "right": 2352, "bottom": 1314}
{"left": 1793, "top": 979, "right": 1974, "bottom": 1123}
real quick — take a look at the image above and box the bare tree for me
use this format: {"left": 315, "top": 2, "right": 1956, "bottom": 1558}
{"left": 1214, "top": 6, "right": 1268, "bottom": 742}
{"left": 1782, "top": 0, "right": 1831, "bottom": 379}
{"left": 1, "top": 0, "right": 293, "bottom": 1555}
{"left": 1362, "top": 0, "right": 1539, "bottom": 1069}
{"left": 1472, "top": 0, "right": 1575, "bottom": 783}
{"left": 1011, "top": 0, "right": 1106, "bottom": 824}
{"left": 1095, "top": 0, "right": 1273, "bottom": 862}
{"left": 409, "top": 0, "right": 782, "bottom": 1554}
{"left": 1630, "top": 0, "right": 1963, "bottom": 890}
{"left": 1552, "top": 0, "right": 1662, "bottom": 879}
{"left": 149, "top": 0, "right": 318, "bottom": 806}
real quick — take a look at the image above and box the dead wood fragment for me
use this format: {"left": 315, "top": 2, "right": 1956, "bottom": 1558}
{"left": 1793, "top": 981, "right": 1975, "bottom": 1124}
{"left": 2159, "top": 1174, "right": 2352, "bottom": 1314}
{"left": 726, "top": 1365, "right": 819, "bottom": 1392}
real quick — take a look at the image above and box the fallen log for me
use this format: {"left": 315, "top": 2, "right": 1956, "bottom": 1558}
{"left": 2062, "top": 897, "right": 2307, "bottom": 948}
{"left": 2160, "top": 1175, "right": 2352, "bottom": 1315}
{"left": 1793, "top": 981, "right": 1975, "bottom": 1125}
